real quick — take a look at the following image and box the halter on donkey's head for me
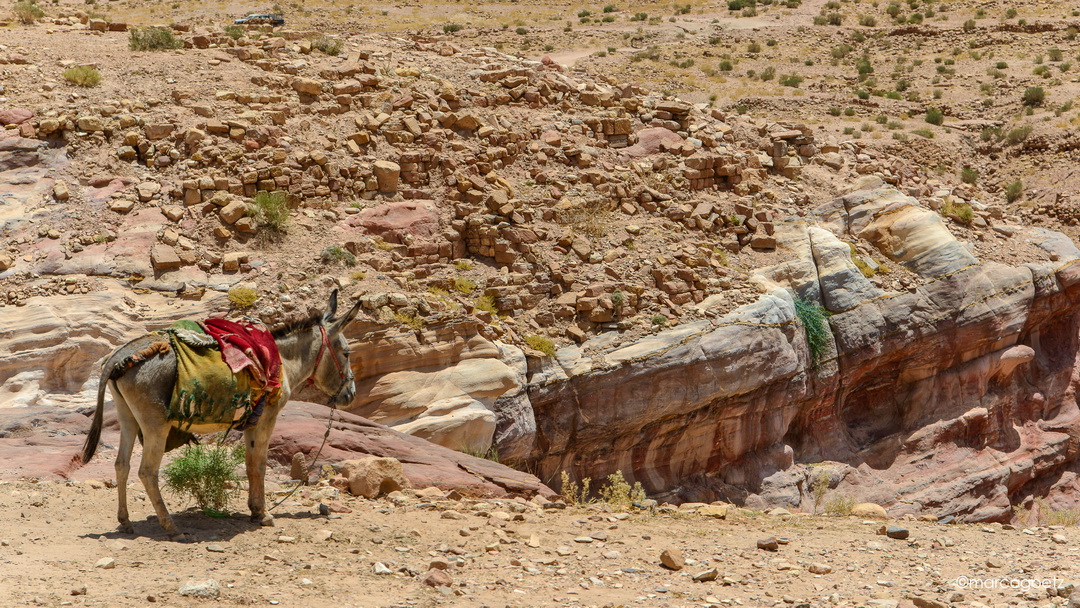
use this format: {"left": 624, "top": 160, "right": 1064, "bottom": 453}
{"left": 305, "top": 289, "right": 360, "bottom": 407}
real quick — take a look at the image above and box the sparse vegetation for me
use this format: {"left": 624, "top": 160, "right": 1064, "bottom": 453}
{"left": 62, "top": 65, "right": 102, "bottom": 87}
{"left": 311, "top": 35, "right": 344, "bottom": 56}
{"left": 823, "top": 493, "right": 856, "bottom": 516}
{"left": 1021, "top": 86, "right": 1045, "bottom": 106}
{"left": 393, "top": 312, "right": 424, "bottom": 331}
{"left": 442, "top": 23, "right": 463, "bottom": 33}
{"left": 320, "top": 245, "right": 356, "bottom": 267}
{"left": 924, "top": 107, "right": 944, "bottom": 125}
{"left": 162, "top": 442, "right": 245, "bottom": 515}
{"left": 224, "top": 25, "right": 244, "bottom": 39}
{"left": 452, "top": 276, "right": 476, "bottom": 293}
{"left": 794, "top": 297, "right": 831, "bottom": 367}
{"left": 13, "top": 0, "right": 45, "bottom": 24}
{"left": 227, "top": 286, "right": 258, "bottom": 308}
{"left": 560, "top": 471, "right": 592, "bottom": 505}
{"left": 247, "top": 191, "right": 290, "bottom": 232}
{"left": 473, "top": 294, "right": 497, "bottom": 314}
{"left": 960, "top": 167, "right": 979, "bottom": 185}
{"left": 525, "top": 334, "right": 557, "bottom": 357}
{"left": 598, "top": 470, "right": 647, "bottom": 508}
{"left": 1005, "top": 179, "right": 1023, "bottom": 203}
{"left": 129, "top": 27, "right": 184, "bottom": 51}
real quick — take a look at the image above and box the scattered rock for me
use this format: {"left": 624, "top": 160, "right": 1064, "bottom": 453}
{"left": 659, "top": 548, "right": 684, "bottom": 570}
{"left": 340, "top": 456, "right": 408, "bottom": 499}
{"left": 757, "top": 537, "right": 779, "bottom": 551}
{"left": 178, "top": 579, "right": 220, "bottom": 599}
{"left": 852, "top": 503, "right": 889, "bottom": 520}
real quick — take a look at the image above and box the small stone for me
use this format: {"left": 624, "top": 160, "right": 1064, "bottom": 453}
{"left": 277, "top": 536, "right": 297, "bottom": 543}
{"left": 692, "top": 568, "right": 719, "bottom": 582}
{"left": 660, "top": 548, "right": 684, "bottom": 570}
{"left": 757, "top": 537, "right": 779, "bottom": 551}
{"left": 206, "top": 544, "right": 225, "bottom": 553}
{"left": 178, "top": 579, "right": 220, "bottom": 599}
{"left": 1051, "top": 533, "right": 1068, "bottom": 545}
{"left": 808, "top": 562, "right": 832, "bottom": 574}
{"left": 573, "top": 536, "right": 594, "bottom": 544}
{"left": 421, "top": 568, "right": 452, "bottom": 588}
{"left": 885, "top": 526, "right": 909, "bottom": 540}
{"left": 94, "top": 557, "right": 115, "bottom": 569}
{"left": 373, "top": 562, "right": 392, "bottom": 575}
{"left": 985, "top": 558, "right": 1003, "bottom": 569}
{"left": 70, "top": 586, "right": 87, "bottom": 596}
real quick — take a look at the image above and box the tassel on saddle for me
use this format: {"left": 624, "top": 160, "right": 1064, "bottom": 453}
{"left": 109, "top": 341, "right": 171, "bottom": 381}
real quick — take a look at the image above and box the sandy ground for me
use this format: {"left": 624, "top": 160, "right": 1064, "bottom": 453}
{"left": 0, "top": 475, "right": 1077, "bottom": 608}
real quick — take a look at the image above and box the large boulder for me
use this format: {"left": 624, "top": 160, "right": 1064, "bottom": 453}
{"left": 621, "top": 127, "right": 683, "bottom": 159}
{"left": 340, "top": 456, "right": 407, "bottom": 498}
{"left": 348, "top": 200, "right": 439, "bottom": 244}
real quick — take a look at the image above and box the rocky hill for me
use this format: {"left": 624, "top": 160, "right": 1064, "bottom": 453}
{"left": 2, "top": 2, "right": 1080, "bottom": 525}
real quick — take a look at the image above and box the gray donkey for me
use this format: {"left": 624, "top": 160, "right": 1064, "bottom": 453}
{"left": 81, "top": 290, "right": 360, "bottom": 539}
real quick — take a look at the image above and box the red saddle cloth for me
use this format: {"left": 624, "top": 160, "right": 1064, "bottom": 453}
{"left": 202, "top": 319, "right": 282, "bottom": 393}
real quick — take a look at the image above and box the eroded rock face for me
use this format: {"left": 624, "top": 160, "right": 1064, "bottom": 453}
{"left": 520, "top": 185, "right": 1080, "bottom": 521}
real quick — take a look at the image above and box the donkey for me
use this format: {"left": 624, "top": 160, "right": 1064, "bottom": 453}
{"left": 81, "top": 290, "right": 360, "bottom": 539}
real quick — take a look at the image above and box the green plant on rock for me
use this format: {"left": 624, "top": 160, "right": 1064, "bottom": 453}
{"left": 129, "top": 27, "right": 184, "bottom": 51}
{"left": 62, "top": 65, "right": 102, "bottom": 87}
{"left": 525, "top": 334, "right": 557, "bottom": 357}
{"left": 247, "top": 190, "right": 289, "bottom": 232}
{"left": 452, "top": 276, "right": 476, "bottom": 293}
{"left": 473, "top": 294, "right": 497, "bottom": 314}
{"left": 162, "top": 441, "right": 245, "bottom": 515}
{"left": 393, "top": 311, "right": 423, "bottom": 331}
{"left": 794, "top": 296, "right": 831, "bottom": 367}
{"left": 227, "top": 285, "right": 258, "bottom": 309}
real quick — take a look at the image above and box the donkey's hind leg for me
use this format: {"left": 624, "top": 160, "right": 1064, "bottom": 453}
{"left": 112, "top": 386, "right": 139, "bottom": 533}
{"left": 137, "top": 423, "right": 183, "bottom": 539}
{"left": 244, "top": 424, "right": 275, "bottom": 527}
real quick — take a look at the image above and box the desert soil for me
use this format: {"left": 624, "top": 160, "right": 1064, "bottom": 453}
{"left": 0, "top": 474, "right": 1076, "bottom": 608}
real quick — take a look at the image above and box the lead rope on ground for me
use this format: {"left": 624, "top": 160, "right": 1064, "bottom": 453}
{"left": 267, "top": 403, "right": 336, "bottom": 513}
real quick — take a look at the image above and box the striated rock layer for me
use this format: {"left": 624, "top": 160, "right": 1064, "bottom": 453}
{"left": 515, "top": 184, "right": 1080, "bottom": 522}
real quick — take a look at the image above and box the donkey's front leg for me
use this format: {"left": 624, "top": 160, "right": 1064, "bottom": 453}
{"left": 244, "top": 426, "right": 274, "bottom": 526}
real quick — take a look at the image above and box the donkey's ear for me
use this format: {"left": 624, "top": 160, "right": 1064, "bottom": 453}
{"left": 323, "top": 289, "right": 340, "bottom": 323}
{"left": 330, "top": 299, "right": 362, "bottom": 333}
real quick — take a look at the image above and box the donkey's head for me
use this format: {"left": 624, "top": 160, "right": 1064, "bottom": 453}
{"left": 308, "top": 289, "right": 361, "bottom": 406}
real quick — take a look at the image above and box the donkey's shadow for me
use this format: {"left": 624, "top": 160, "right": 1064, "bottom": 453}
{"left": 80, "top": 508, "right": 326, "bottom": 543}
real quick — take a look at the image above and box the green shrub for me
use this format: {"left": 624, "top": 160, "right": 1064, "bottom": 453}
{"left": 393, "top": 312, "right": 424, "bottom": 330}
{"left": 911, "top": 128, "right": 934, "bottom": 139}
{"left": 747, "top": 41, "right": 761, "bottom": 53}
{"left": 525, "top": 334, "right": 557, "bottom": 357}
{"left": 718, "top": 59, "right": 734, "bottom": 71}
{"left": 1021, "top": 86, "right": 1045, "bottom": 106}
{"left": 454, "top": 259, "right": 474, "bottom": 271}
{"left": 925, "top": 107, "right": 944, "bottom": 125}
{"left": 227, "top": 286, "right": 258, "bottom": 308}
{"left": 962, "top": 18, "right": 975, "bottom": 31}
{"left": 760, "top": 66, "right": 776, "bottom": 80}
{"left": 311, "top": 35, "right": 343, "bottom": 56}
{"left": 515, "top": 26, "right": 527, "bottom": 35}
{"left": 62, "top": 65, "right": 102, "bottom": 87}
{"left": 1005, "top": 125, "right": 1032, "bottom": 145}
{"left": 960, "top": 167, "right": 978, "bottom": 184}
{"left": 162, "top": 442, "right": 245, "bottom": 514}
{"left": 247, "top": 190, "right": 290, "bottom": 232}
{"left": 129, "top": 27, "right": 184, "bottom": 51}
{"left": 779, "top": 73, "right": 804, "bottom": 87}
{"left": 13, "top": 0, "right": 44, "bottom": 24}
{"left": 1005, "top": 180, "right": 1023, "bottom": 203}
{"left": 794, "top": 297, "right": 831, "bottom": 367}
{"left": 651, "top": 314, "right": 668, "bottom": 326}
{"left": 443, "top": 23, "right": 463, "bottom": 33}
{"left": 560, "top": 471, "right": 592, "bottom": 505}
{"left": 859, "top": 14, "right": 876, "bottom": 26}
{"left": 598, "top": 470, "right": 646, "bottom": 508}
{"left": 224, "top": 25, "right": 244, "bottom": 39}
{"left": 320, "top": 245, "right": 356, "bottom": 267}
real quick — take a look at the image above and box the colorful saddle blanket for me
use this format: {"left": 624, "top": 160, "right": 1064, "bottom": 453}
{"left": 163, "top": 319, "right": 281, "bottom": 431}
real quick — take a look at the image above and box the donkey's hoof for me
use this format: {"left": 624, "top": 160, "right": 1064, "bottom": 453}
{"left": 167, "top": 532, "right": 188, "bottom": 542}
{"left": 118, "top": 522, "right": 134, "bottom": 534}
{"left": 252, "top": 513, "right": 274, "bottom": 527}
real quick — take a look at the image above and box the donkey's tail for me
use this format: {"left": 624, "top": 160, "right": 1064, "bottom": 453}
{"left": 80, "top": 363, "right": 111, "bottom": 465}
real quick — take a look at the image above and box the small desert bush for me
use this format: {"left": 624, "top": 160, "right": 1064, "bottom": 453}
{"left": 320, "top": 245, "right": 356, "bottom": 267}
{"left": 393, "top": 312, "right": 423, "bottom": 331}
{"left": 823, "top": 493, "right": 856, "bottom": 516}
{"left": 1005, "top": 179, "right": 1023, "bottom": 203}
{"left": 454, "top": 259, "right": 473, "bottom": 271}
{"left": 227, "top": 286, "right": 258, "bottom": 308}
{"left": 442, "top": 23, "right": 463, "bottom": 33}
{"left": 129, "top": 27, "right": 184, "bottom": 51}
{"left": 811, "top": 469, "right": 832, "bottom": 513}
{"left": 452, "top": 276, "right": 476, "bottom": 293}
{"left": 652, "top": 314, "right": 668, "bottom": 326}
{"left": 1021, "top": 86, "right": 1045, "bottom": 106}
{"left": 598, "top": 470, "right": 646, "bottom": 508}
{"left": 62, "top": 65, "right": 102, "bottom": 87}
{"left": 779, "top": 73, "right": 804, "bottom": 87}
{"left": 925, "top": 107, "right": 944, "bottom": 125}
{"left": 247, "top": 190, "right": 289, "bottom": 232}
{"left": 1036, "top": 498, "right": 1080, "bottom": 527}
{"left": 560, "top": 471, "right": 592, "bottom": 505}
{"left": 960, "top": 167, "right": 978, "bottom": 184}
{"left": 311, "top": 35, "right": 343, "bottom": 56}
{"left": 13, "top": 0, "right": 44, "bottom": 24}
{"left": 911, "top": 128, "right": 935, "bottom": 139}
{"left": 162, "top": 442, "right": 245, "bottom": 514}
{"left": 473, "top": 294, "right": 497, "bottom": 314}
{"left": 525, "top": 334, "right": 557, "bottom": 357}
{"left": 224, "top": 25, "right": 244, "bottom": 39}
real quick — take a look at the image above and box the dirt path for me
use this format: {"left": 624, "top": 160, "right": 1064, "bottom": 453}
{"left": 1, "top": 478, "right": 1076, "bottom": 607}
